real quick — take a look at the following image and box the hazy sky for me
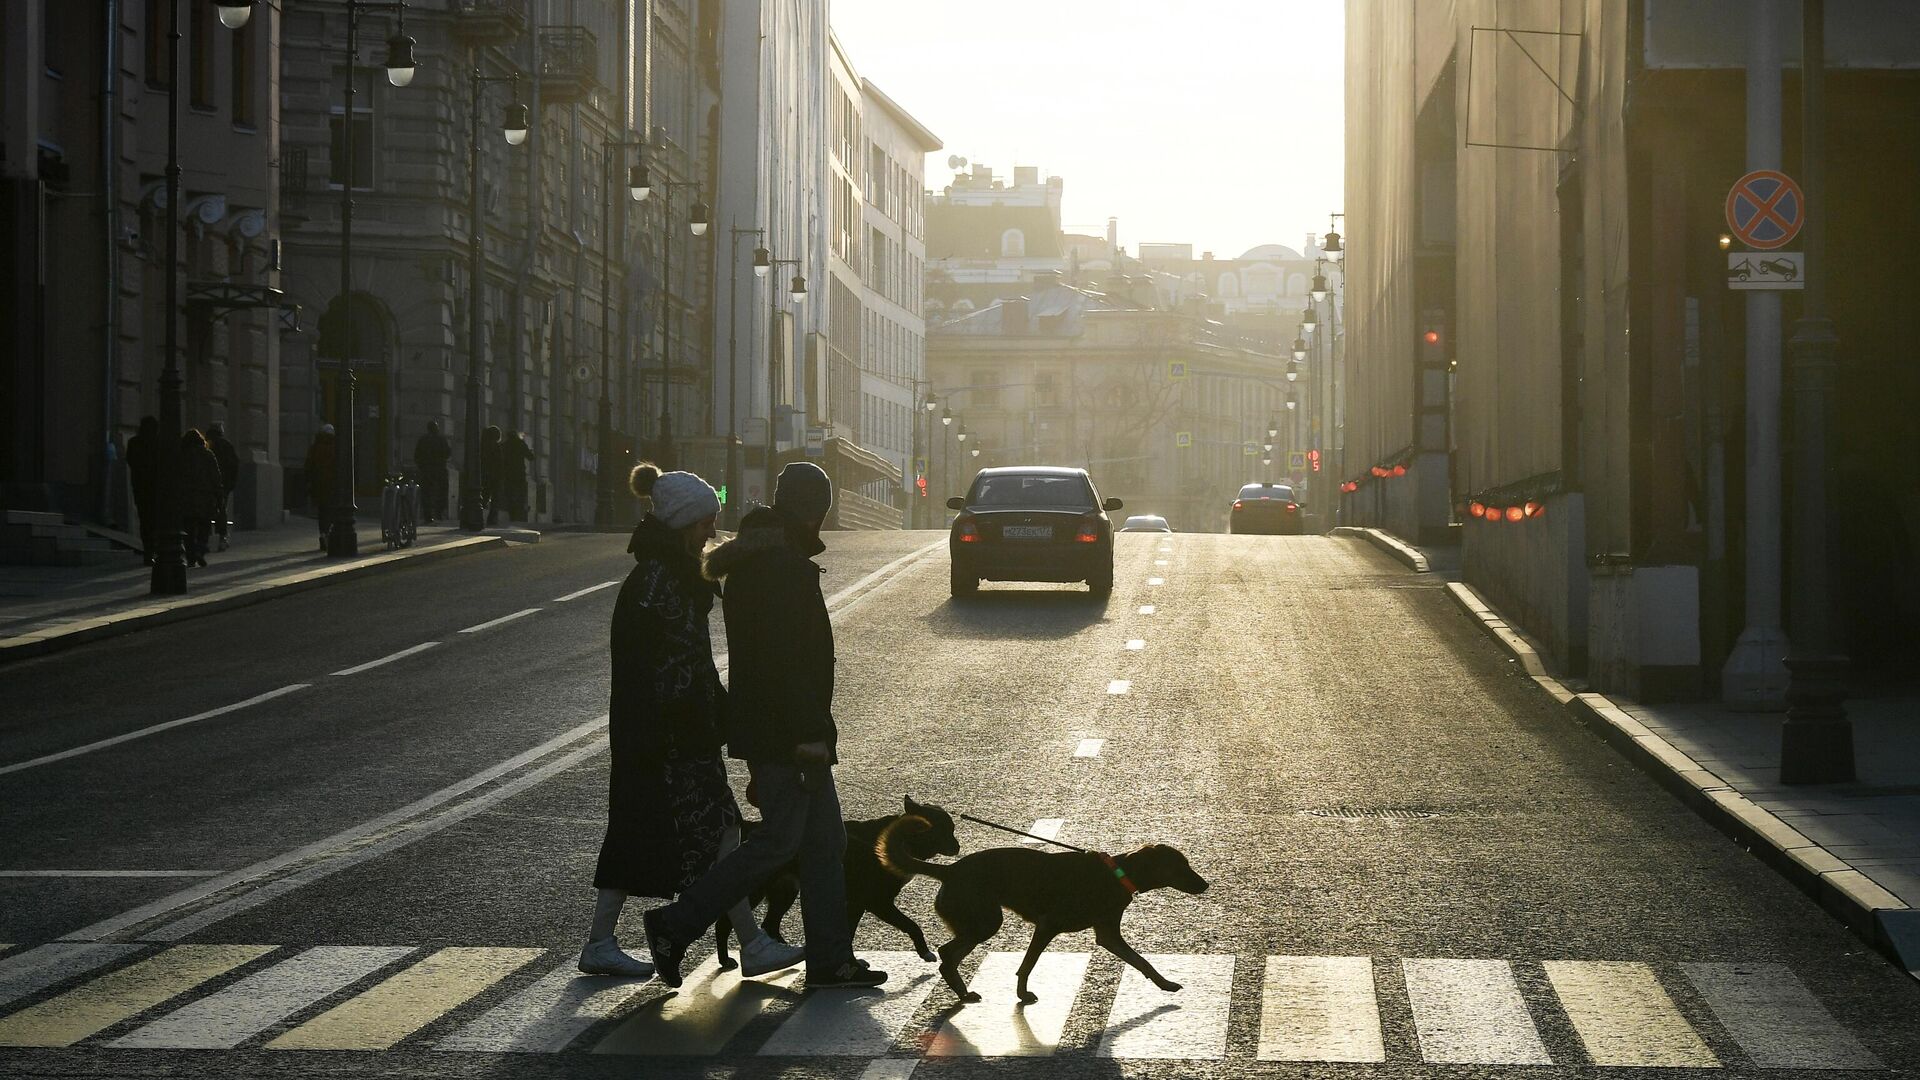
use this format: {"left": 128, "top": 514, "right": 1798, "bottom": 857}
{"left": 828, "top": 0, "right": 1345, "bottom": 260}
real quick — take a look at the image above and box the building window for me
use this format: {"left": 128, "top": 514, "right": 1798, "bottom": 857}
{"left": 329, "top": 67, "right": 375, "bottom": 190}
{"left": 1036, "top": 372, "right": 1058, "bottom": 407}
{"left": 231, "top": 18, "right": 255, "bottom": 126}
{"left": 146, "top": 0, "right": 170, "bottom": 87}
{"left": 1001, "top": 228, "right": 1025, "bottom": 258}
{"left": 971, "top": 369, "right": 1001, "bottom": 409}
{"left": 190, "top": 0, "right": 215, "bottom": 108}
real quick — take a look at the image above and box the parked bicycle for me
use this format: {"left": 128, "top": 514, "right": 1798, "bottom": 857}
{"left": 380, "top": 473, "right": 420, "bottom": 549}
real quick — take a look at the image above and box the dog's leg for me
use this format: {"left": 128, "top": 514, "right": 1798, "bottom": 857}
{"left": 761, "top": 879, "right": 798, "bottom": 944}
{"left": 933, "top": 893, "right": 999, "bottom": 1004}
{"left": 1014, "top": 923, "right": 1062, "bottom": 1005}
{"left": 869, "top": 899, "right": 937, "bottom": 962}
{"left": 1094, "top": 919, "right": 1181, "bottom": 992}
{"left": 714, "top": 917, "right": 736, "bottom": 971}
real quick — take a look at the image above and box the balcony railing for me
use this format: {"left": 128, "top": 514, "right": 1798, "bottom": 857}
{"left": 449, "top": 0, "right": 526, "bottom": 47}
{"left": 537, "top": 25, "right": 597, "bottom": 103}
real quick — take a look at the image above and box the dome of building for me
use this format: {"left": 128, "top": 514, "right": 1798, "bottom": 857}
{"left": 1238, "top": 243, "right": 1302, "bottom": 261}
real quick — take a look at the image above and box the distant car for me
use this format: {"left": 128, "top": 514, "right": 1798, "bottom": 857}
{"left": 1228, "top": 482, "right": 1302, "bottom": 535}
{"left": 948, "top": 466, "right": 1122, "bottom": 598}
{"left": 1119, "top": 514, "right": 1172, "bottom": 533}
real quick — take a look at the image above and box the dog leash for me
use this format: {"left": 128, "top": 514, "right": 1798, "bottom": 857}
{"left": 826, "top": 772, "right": 1091, "bottom": 853}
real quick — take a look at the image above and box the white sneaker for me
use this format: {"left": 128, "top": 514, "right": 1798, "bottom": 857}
{"left": 739, "top": 935, "right": 805, "bottom": 977}
{"left": 578, "top": 937, "right": 655, "bottom": 978}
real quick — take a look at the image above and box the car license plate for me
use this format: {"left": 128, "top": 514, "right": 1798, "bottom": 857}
{"left": 1002, "top": 525, "right": 1053, "bottom": 540}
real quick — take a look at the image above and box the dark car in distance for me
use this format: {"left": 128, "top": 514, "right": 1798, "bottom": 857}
{"left": 1228, "top": 482, "right": 1303, "bottom": 535}
{"left": 948, "top": 467, "right": 1122, "bottom": 598}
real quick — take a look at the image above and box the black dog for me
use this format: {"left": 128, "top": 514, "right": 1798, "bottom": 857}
{"left": 879, "top": 816, "right": 1208, "bottom": 1004}
{"left": 715, "top": 797, "right": 961, "bottom": 969}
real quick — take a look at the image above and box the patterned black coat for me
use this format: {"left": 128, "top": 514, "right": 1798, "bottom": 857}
{"left": 593, "top": 516, "right": 739, "bottom": 898}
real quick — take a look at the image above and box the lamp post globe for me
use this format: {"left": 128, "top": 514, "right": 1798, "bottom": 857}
{"left": 384, "top": 32, "right": 417, "bottom": 86}
{"left": 503, "top": 102, "right": 529, "bottom": 145}
{"left": 215, "top": 1, "right": 256, "bottom": 28}
{"left": 753, "top": 246, "right": 771, "bottom": 278}
{"left": 789, "top": 274, "right": 807, "bottom": 302}
{"left": 628, "top": 165, "right": 651, "bottom": 201}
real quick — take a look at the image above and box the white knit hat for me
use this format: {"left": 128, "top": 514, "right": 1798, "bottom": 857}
{"left": 649, "top": 471, "right": 720, "bottom": 530}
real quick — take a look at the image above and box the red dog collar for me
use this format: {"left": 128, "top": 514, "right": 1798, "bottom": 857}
{"left": 1096, "top": 852, "right": 1138, "bottom": 894}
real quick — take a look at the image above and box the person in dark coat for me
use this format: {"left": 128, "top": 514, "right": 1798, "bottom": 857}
{"left": 480, "top": 426, "right": 503, "bottom": 526}
{"left": 305, "top": 425, "right": 337, "bottom": 550}
{"left": 180, "top": 428, "right": 222, "bottom": 568}
{"left": 126, "top": 415, "right": 160, "bottom": 565}
{"left": 505, "top": 429, "right": 535, "bottom": 521}
{"left": 206, "top": 422, "right": 239, "bottom": 550}
{"left": 581, "top": 462, "right": 805, "bottom": 979}
{"left": 413, "top": 420, "right": 451, "bottom": 523}
{"left": 641, "top": 462, "right": 887, "bottom": 992}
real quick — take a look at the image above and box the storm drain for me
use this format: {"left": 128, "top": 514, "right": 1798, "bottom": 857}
{"left": 1298, "top": 806, "right": 1441, "bottom": 821}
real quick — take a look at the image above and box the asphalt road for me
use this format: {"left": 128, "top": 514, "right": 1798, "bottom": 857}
{"left": 0, "top": 529, "right": 1915, "bottom": 1079}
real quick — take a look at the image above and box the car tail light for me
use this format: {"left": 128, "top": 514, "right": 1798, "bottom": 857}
{"left": 1076, "top": 513, "right": 1100, "bottom": 543}
{"left": 1286, "top": 502, "right": 1298, "bottom": 513}
{"left": 956, "top": 515, "right": 979, "bottom": 542}
{"left": 1232, "top": 500, "right": 1243, "bottom": 510}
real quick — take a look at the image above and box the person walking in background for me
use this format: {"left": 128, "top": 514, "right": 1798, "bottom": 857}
{"left": 581, "top": 462, "right": 805, "bottom": 979}
{"left": 179, "top": 428, "right": 222, "bottom": 569}
{"left": 126, "top": 415, "right": 160, "bottom": 565}
{"left": 305, "top": 425, "right": 337, "bottom": 551}
{"left": 413, "top": 420, "right": 451, "bottom": 524}
{"left": 206, "top": 422, "right": 239, "bottom": 551}
{"left": 642, "top": 462, "right": 887, "bottom": 992}
{"left": 480, "top": 426, "right": 503, "bottom": 527}
{"left": 507, "top": 429, "right": 536, "bottom": 522}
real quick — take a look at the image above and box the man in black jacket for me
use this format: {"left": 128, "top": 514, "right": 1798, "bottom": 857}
{"left": 642, "top": 462, "right": 886, "bottom": 991}
{"left": 206, "top": 423, "right": 239, "bottom": 550}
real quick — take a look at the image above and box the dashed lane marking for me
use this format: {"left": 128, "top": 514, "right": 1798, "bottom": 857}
{"left": 0, "top": 944, "right": 144, "bottom": 1010}
{"left": 1107, "top": 680, "right": 1131, "bottom": 695}
{"left": 758, "top": 952, "right": 940, "bottom": 1056}
{"left": 438, "top": 957, "right": 655, "bottom": 1053}
{"left": 926, "top": 952, "right": 1088, "bottom": 1056}
{"left": 267, "top": 947, "right": 541, "bottom": 1050}
{"left": 553, "top": 580, "right": 620, "bottom": 603}
{"left": 0, "top": 684, "right": 310, "bottom": 777}
{"left": 592, "top": 956, "right": 803, "bottom": 1056}
{"left": 459, "top": 608, "right": 542, "bottom": 634}
{"left": 1147, "top": 577, "right": 1165, "bottom": 586}
{"left": 1138, "top": 605, "right": 1155, "bottom": 615}
{"left": 1257, "top": 955, "right": 1384, "bottom": 1063}
{"left": 331, "top": 641, "right": 441, "bottom": 676}
{"left": 1021, "top": 819, "right": 1064, "bottom": 845}
{"left": 1074, "top": 739, "right": 1104, "bottom": 758}
{"left": 113, "top": 946, "right": 416, "bottom": 1050}
{"left": 1683, "top": 961, "right": 1880, "bottom": 1069}
{"left": 1402, "top": 958, "right": 1550, "bottom": 1065}
{"left": 1155, "top": 560, "right": 1169, "bottom": 566}
{"left": 1098, "top": 954, "right": 1233, "bottom": 1059}
{"left": 1544, "top": 960, "right": 1718, "bottom": 1067}
{"left": 1124, "top": 639, "right": 1145, "bottom": 651}
{"left": 0, "top": 945, "right": 272, "bottom": 1048}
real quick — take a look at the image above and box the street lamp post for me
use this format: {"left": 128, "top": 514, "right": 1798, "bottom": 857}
{"left": 647, "top": 176, "right": 708, "bottom": 470}
{"left": 762, "top": 254, "right": 806, "bottom": 498}
{"left": 911, "top": 393, "right": 936, "bottom": 527}
{"left": 593, "top": 141, "right": 650, "bottom": 528}
{"left": 723, "top": 225, "right": 768, "bottom": 527}
{"left": 456, "top": 62, "right": 528, "bottom": 533}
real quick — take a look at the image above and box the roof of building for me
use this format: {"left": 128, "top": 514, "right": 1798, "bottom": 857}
{"left": 932, "top": 282, "right": 1135, "bottom": 336}
{"left": 926, "top": 203, "right": 1064, "bottom": 260}
{"left": 862, "top": 79, "right": 942, "bottom": 151}
{"left": 1237, "top": 243, "right": 1304, "bottom": 260}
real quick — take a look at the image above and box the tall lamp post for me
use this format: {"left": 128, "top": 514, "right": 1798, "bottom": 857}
{"left": 455, "top": 63, "right": 529, "bottom": 532}
{"left": 592, "top": 140, "right": 652, "bottom": 528}
{"left": 646, "top": 175, "right": 709, "bottom": 470}
{"left": 762, "top": 254, "right": 806, "bottom": 497}
{"left": 722, "top": 225, "right": 768, "bottom": 527}
{"left": 911, "top": 393, "right": 937, "bottom": 527}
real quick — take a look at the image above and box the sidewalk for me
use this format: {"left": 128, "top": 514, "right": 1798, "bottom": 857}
{"left": 1341, "top": 526, "right": 1920, "bottom": 979}
{"left": 0, "top": 515, "right": 525, "bottom": 664}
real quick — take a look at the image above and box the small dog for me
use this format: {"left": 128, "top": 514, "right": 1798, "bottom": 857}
{"left": 879, "top": 816, "right": 1208, "bottom": 1004}
{"left": 715, "top": 797, "right": 961, "bottom": 969}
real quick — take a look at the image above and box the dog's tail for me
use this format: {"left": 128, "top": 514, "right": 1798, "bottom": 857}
{"left": 877, "top": 815, "right": 953, "bottom": 881}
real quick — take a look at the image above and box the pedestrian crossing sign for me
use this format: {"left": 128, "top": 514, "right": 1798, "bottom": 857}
{"left": 1168, "top": 361, "right": 1188, "bottom": 380}
{"left": 1289, "top": 451, "right": 1308, "bottom": 472}
{"left": 1175, "top": 432, "right": 1192, "bottom": 449}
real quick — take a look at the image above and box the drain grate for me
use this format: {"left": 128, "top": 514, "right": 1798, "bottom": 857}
{"left": 1299, "top": 806, "right": 1440, "bottom": 821}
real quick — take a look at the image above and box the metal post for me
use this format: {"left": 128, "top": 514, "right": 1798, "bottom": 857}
{"left": 327, "top": 4, "right": 363, "bottom": 557}
{"left": 458, "top": 57, "right": 487, "bottom": 532}
{"left": 657, "top": 185, "right": 674, "bottom": 469}
{"left": 594, "top": 146, "right": 616, "bottom": 528}
{"left": 1781, "top": 0, "right": 1852, "bottom": 781}
{"left": 1722, "top": 0, "right": 1790, "bottom": 707}
{"left": 725, "top": 225, "right": 764, "bottom": 528}
{"left": 150, "top": 0, "right": 187, "bottom": 594}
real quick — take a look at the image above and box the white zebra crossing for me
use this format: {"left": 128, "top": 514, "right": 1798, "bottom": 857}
{"left": 0, "top": 943, "right": 1891, "bottom": 1067}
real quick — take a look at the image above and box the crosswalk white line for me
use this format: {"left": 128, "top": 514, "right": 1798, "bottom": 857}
{"left": 331, "top": 641, "right": 440, "bottom": 676}
{"left": 0, "top": 943, "right": 144, "bottom": 1009}
{"left": 267, "top": 947, "right": 542, "bottom": 1051}
{"left": 438, "top": 958, "right": 656, "bottom": 1053}
{"left": 1402, "top": 958, "right": 1551, "bottom": 1065}
{"left": 1098, "top": 954, "right": 1232, "bottom": 1059}
{"left": 859, "top": 1059, "right": 920, "bottom": 1080}
{"left": 593, "top": 956, "right": 803, "bottom": 1056}
{"left": 1544, "top": 960, "right": 1717, "bottom": 1067}
{"left": 1021, "top": 819, "right": 1064, "bottom": 845}
{"left": 1683, "top": 961, "right": 1881, "bottom": 1069}
{"left": 0, "top": 945, "right": 273, "bottom": 1048}
{"left": 926, "top": 952, "right": 1088, "bottom": 1057}
{"left": 553, "top": 580, "right": 620, "bottom": 603}
{"left": 112, "top": 946, "right": 414, "bottom": 1049}
{"left": 1258, "top": 955, "right": 1384, "bottom": 1062}
{"left": 758, "top": 952, "right": 940, "bottom": 1056}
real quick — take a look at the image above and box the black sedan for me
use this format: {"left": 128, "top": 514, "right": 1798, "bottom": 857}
{"left": 947, "top": 467, "right": 1122, "bottom": 598}
{"left": 1228, "top": 482, "right": 1303, "bottom": 535}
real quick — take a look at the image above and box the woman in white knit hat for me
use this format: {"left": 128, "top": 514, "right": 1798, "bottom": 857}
{"left": 580, "top": 462, "right": 804, "bottom": 978}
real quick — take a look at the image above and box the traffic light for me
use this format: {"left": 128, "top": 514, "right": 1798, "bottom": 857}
{"left": 1308, "top": 449, "right": 1321, "bottom": 472}
{"left": 716, "top": 484, "right": 728, "bottom": 506}
{"left": 1420, "top": 314, "right": 1447, "bottom": 366}
{"left": 916, "top": 474, "right": 928, "bottom": 497}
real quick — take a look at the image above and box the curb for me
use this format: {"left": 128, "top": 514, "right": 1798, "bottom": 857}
{"left": 0, "top": 535, "right": 506, "bottom": 666}
{"left": 1332, "top": 525, "right": 1430, "bottom": 573}
{"left": 1441, "top": 573, "right": 1918, "bottom": 979}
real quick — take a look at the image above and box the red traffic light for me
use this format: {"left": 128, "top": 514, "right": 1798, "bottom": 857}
{"left": 1423, "top": 330, "right": 1440, "bottom": 345}
{"left": 916, "top": 475, "right": 928, "bottom": 496}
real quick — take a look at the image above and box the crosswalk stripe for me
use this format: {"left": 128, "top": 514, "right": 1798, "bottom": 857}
{"left": 110, "top": 946, "right": 415, "bottom": 1050}
{"left": 437, "top": 959, "right": 657, "bottom": 1053}
{"left": 926, "top": 952, "right": 1087, "bottom": 1057}
{"left": 266, "top": 947, "right": 541, "bottom": 1050}
{"left": 592, "top": 955, "right": 803, "bottom": 1056}
{"left": 1544, "top": 960, "right": 1718, "bottom": 1067}
{"left": 859, "top": 1059, "right": 920, "bottom": 1080}
{"left": 0, "top": 943, "right": 144, "bottom": 1009}
{"left": 1682, "top": 961, "right": 1881, "bottom": 1069}
{"left": 758, "top": 952, "right": 940, "bottom": 1056}
{"left": 1021, "top": 818, "right": 1064, "bottom": 845}
{"left": 1257, "top": 955, "right": 1385, "bottom": 1062}
{"left": 0, "top": 944, "right": 271, "bottom": 1048}
{"left": 1403, "top": 958, "right": 1552, "bottom": 1065}
{"left": 1097, "top": 953, "right": 1232, "bottom": 1059}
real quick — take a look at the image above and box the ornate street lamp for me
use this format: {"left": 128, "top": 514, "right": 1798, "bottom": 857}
{"left": 1310, "top": 271, "right": 1329, "bottom": 303}
{"left": 1300, "top": 302, "right": 1317, "bottom": 333}
{"left": 646, "top": 174, "right": 710, "bottom": 469}
{"left": 595, "top": 138, "right": 653, "bottom": 528}
{"left": 1292, "top": 338, "right": 1307, "bottom": 363}
{"left": 456, "top": 65, "right": 527, "bottom": 534}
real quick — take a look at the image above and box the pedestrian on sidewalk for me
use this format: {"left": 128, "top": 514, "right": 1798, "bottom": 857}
{"left": 413, "top": 420, "right": 451, "bottom": 523}
{"left": 179, "top": 428, "right": 222, "bottom": 568}
{"left": 581, "top": 462, "right": 807, "bottom": 980}
{"left": 127, "top": 415, "right": 160, "bottom": 565}
{"left": 207, "top": 422, "right": 239, "bottom": 551}
{"left": 642, "top": 462, "right": 887, "bottom": 992}
{"left": 480, "top": 426, "right": 503, "bottom": 527}
{"left": 506, "top": 429, "right": 535, "bottom": 522}
{"left": 305, "top": 425, "right": 337, "bottom": 551}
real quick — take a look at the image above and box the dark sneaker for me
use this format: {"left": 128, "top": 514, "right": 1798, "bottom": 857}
{"left": 807, "top": 957, "right": 888, "bottom": 990}
{"left": 641, "top": 908, "right": 687, "bottom": 988}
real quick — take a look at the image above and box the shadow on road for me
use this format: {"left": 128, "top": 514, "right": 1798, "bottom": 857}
{"left": 924, "top": 588, "right": 1109, "bottom": 640}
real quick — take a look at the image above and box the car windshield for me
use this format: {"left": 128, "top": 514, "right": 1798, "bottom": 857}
{"left": 1238, "top": 484, "right": 1294, "bottom": 501}
{"left": 971, "top": 474, "right": 1096, "bottom": 509}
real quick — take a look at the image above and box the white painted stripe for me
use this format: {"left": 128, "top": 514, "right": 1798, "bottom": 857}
{"left": 553, "top": 580, "right": 620, "bottom": 603}
{"left": 758, "top": 952, "right": 939, "bottom": 1056}
{"left": 0, "top": 945, "right": 273, "bottom": 1048}
{"left": 1138, "top": 605, "right": 1155, "bottom": 615}
{"left": 1154, "top": 559, "right": 1169, "bottom": 566}
{"left": 1158, "top": 546, "right": 1172, "bottom": 552}
{"left": 331, "top": 641, "right": 440, "bottom": 676}
{"left": 1257, "top": 955, "right": 1385, "bottom": 1062}
{"left": 858, "top": 1060, "right": 920, "bottom": 1080}
{"left": 0, "top": 870, "right": 222, "bottom": 878}
{"left": 459, "top": 607, "right": 541, "bottom": 634}
{"left": 437, "top": 958, "right": 655, "bottom": 1053}
{"left": 1683, "top": 961, "right": 1880, "bottom": 1069}
{"left": 268, "top": 947, "right": 542, "bottom": 1050}
{"left": 1147, "top": 577, "right": 1165, "bottom": 585}
{"left": 113, "top": 946, "right": 415, "bottom": 1049}
{"left": 1124, "top": 639, "right": 1145, "bottom": 651}
{"left": 1074, "top": 739, "right": 1104, "bottom": 758}
{"left": 593, "top": 956, "right": 803, "bottom": 1055}
{"left": 823, "top": 539, "right": 945, "bottom": 612}
{"left": 1107, "top": 679, "right": 1131, "bottom": 694}
{"left": 1098, "top": 954, "right": 1232, "bottom": 1059}
{"left": 0, "top": 944, "right": 144, "bottom": 1008}
{"left": 927, "top": 952, "right": 1088, "bottom": 1056}
{"left": 1402, "top": 958, "right": 1551, "bottom": 1065}
{"left": 0, "top": 684, "right": 310, "bottom": 776}
{"left": 1543, "top": 960, "right": 1716, "bottom": 1067}
{"left": 1022, "top": 819, "right": 1064, "bottom": 845}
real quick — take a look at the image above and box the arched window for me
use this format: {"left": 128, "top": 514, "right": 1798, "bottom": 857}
{"left": 1000, "top": 228, "right": 1026, "bottom": 257}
